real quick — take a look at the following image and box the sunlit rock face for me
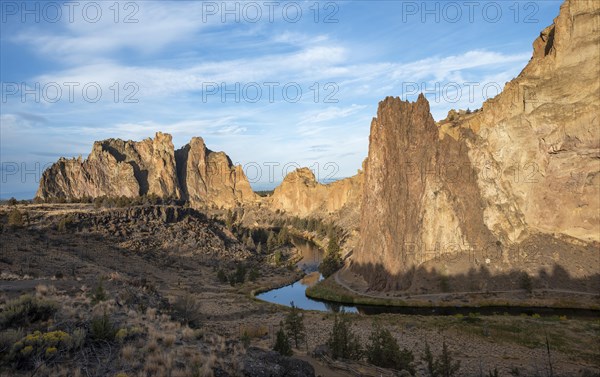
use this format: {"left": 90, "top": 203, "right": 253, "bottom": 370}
{"left": 352, "top": 0, "right": 600, "bottom": 291}
{"left": 269, "top": 167, "right": 363, "bottom": 218}
{"left": 37, "top": 132, "right": 257, "bottom": 208}
{"left": 175, "top": 136, "right": 257, "bottom": 209}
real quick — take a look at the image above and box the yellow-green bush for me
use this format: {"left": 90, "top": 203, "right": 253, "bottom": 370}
{"left": 10, "top": 330, "right": 72, "bottom": 365}
{"left": 115, "top": 328, "right": 128, "bottom": 343}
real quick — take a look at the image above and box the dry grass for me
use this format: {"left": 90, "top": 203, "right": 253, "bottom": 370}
{"left": 121, "top": 344, "right": 136, "bottom": 361}
{"left": 146, "top": 339, "right": 159, "bottom": 353}
{"left": 164, "top": 333, "right": 176, "bottom": 347}
{"left": 239, "top": 324, "right": 269, "bottom": 338}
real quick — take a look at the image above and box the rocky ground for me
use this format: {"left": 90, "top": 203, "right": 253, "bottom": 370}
{"left": 0, "top": 203, "right": 598, "bottom": 377}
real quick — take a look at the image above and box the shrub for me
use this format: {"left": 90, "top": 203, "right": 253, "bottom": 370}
{"left": 90, "top": 279, "right": 108, "bottom": 305}
{"left": 90, "top": 312, "right": 116, "bottom": 341}
{"left": 9, "top": 330, "right": 72, "bottom": 366}
{"left": 0, "top": 328, "right": 23, "bottom": 355}
{"left": 115, "top": 328, "right": 128, "bottom": 343}
{"left": 285, "top": 302, "right": 306, "bottom": 349}
{"left": 7, "top": 197, "right": 18, "bottom": 206}
{"left": 327, "top": 313, "right": 362, "bottom": 360}
{"left": 7, "top": 209, "right": 23, "bottom": 228}
{"left": 366, "top": 323, "right": 414, "bottom": 373}
{"left": 228, "top": 264, "right": 247, "bottom": 285}
{"left": 57, "top": 215, "right": 74, "bottom": 232}
{"left": 241, "top": 332, "right": 251, "bottom": 349}
{"left": 216, "top": 269, "right": 228, "bottom": 283}
{"left": 248, "top": 267, "right": 260, "bottom": 282}
{"left": 71, "top": 328, "right": 86, "bottom": 349}
{"left": 0, "top": 295, "right": 57, "bottom": 330}
{"left": 172, "top": 294, "right": 202, "bottom": 328}
{"left": 273, "top": 322, "right": 292, "bottom": 356}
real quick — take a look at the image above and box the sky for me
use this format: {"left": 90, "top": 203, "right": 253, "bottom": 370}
{"left": 0, "top": 0, "right": 563, "bottom": 198}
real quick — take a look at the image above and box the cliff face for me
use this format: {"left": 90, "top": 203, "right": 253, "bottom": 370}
{"left": 352, "top": 0, "right": 600, "bottom": 290}
{"left": 37, "top": 133, "right": 257, "bottom": 208}
{"left": 270, "top": 167, "right": 363, "bottom": 218}
{"left": 175, "top": 137, "right": 257, "bottom": 208}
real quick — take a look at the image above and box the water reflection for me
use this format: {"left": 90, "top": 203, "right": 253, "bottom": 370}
{"left": 256, "top": 237, "right": 358, "bottom": 313}
{"left": 257, "top": 269, "right": 358, "bottom": 313}
{"left": 292, "top": 236, "right": 322, "bottom": 273}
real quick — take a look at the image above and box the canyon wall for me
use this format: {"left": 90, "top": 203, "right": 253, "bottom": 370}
{"left": 352, "top": 0, "right": 600, "bottom": 290}
{"left": 37, "top": 133, "right": 257, "bottom": 208}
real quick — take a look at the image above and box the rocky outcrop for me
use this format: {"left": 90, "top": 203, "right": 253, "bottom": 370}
{"left": 56, "top": 205, "right": 252, "bottom": 259}
{"left": 37, "top": 133, "right": 257, "bottom": 208}
{"left": 241, "top": 347, "right": 315, "bottom": 377}
{"left": 175, "top": 137, "right": 257, "bottom": 208}
{"left": 270, "top": 167, "right": 363, "bottom": 218}
{"left": 352, "top": 0, "right": 600, "bottom": 290}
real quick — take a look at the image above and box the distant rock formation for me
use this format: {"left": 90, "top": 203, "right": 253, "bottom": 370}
{"left": 352, "top": 0, "right": 600, "bottom": 290}
{"left": 270, "top": 167, "right": 363, "bottom": 218}
{"left": 175, "top": 136, "right": 256, "bottom": 208}
{"left": 37, "top": 133, "right": 257, "bottom": 208}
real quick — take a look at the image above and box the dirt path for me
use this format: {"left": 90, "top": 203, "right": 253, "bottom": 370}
{"left": 334, "top": 268, "right": 600, "bottom": 301}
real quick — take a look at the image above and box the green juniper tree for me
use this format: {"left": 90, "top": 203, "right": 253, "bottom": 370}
{"left": 327, "top": 312, "right": 362, "bottom": 360}
{"left": 273, "top": 321, "right": 292, "bottom": 356}
{"left": 366, "top": 322, "right": 414, "bottom": 373}
{"left": 319, "top": 233, "right": 343, "bottom": 278}
{"left": 284, "top": 302, "right": 306, "bottom": 348}
{"left": 422, "top": 341, "right": 461, "bottom": 377}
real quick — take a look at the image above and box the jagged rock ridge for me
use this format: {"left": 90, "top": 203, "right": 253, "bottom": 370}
{"left": 351, "top": 0, "right": 600, "bottom": 290}
{"left": 269, "top": 167, "right": 363, "bottom": 218}
{"left": 37, "top": 132, "right": 257, "bottom": 208}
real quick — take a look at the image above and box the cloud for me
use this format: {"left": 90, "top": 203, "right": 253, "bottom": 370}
{"left": 298, "top": 105, "right": 367, "bottom": 125}
{"left": 11, "top": 2, "right": 217, "bottom": 64}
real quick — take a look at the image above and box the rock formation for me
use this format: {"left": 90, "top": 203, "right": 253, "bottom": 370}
{"left": 270, "top": 167, "right": 363, "bottom": 218}
{"left": 175, "top": 137, "right": 257, "bottom": 208}
{"left": 37, "top": 133, "right": 257, "bottom": 208}
{"left": 352, "top": 0, "right": 600, "bottom": 290}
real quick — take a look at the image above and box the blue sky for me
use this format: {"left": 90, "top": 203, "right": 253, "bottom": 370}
{"left": 1, "top": 0, "right": 562, "bottom": 198}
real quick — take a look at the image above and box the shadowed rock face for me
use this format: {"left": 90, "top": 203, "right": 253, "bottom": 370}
{"left": 37, "top": 133, "right": 257, "bottom": 208}
{"left": 352, "top": 0, "right": 600, "bottom": 290}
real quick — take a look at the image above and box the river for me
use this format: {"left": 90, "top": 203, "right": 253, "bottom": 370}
{"left": 256, "top": 236, "right": 358, "bottom": 313}
{"left": 255, "top": 237, "right": 599, "bottom": 318}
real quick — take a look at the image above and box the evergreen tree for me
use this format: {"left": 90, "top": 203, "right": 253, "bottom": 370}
{"left": 327, "top": 312, "right": 362, "bottom": 360}
{"left": 267, "top": 231, "right": 277, "bottom": 251}
{"left": 225, "top": 209, "right": 234, "bottom": 230}
{"left": 366, "top": 323, "right": 414, "bottom": 373}
{"left": 277, "top": 227, "right": 289, "bottom": 246}
{"left": 434, "top": 341, "right": 461, "bottom": 377}
{"left": 285, "top": 302, "right": 306, "bottom": 348}
{"left": 422, "top": 341, "right": 461, "bottom": 377}
{"left": 319, "top": 234, "right": 343, "bottom": 278}
{"left": 273, "top": 321, "right": 292, "bottom": 356}
{"left": 423, "top": 342, "right": 436, "bottom": 377}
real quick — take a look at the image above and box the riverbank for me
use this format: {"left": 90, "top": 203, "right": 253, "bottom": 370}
{"left": 306, "top": 268, "right": 600, "bottom": 313}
